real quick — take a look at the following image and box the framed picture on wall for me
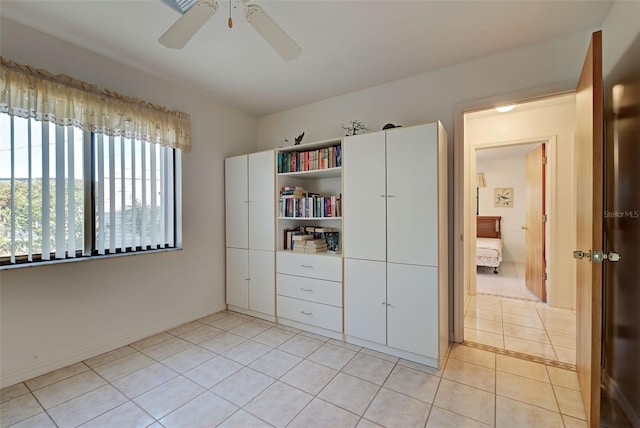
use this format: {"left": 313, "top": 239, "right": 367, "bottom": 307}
{"left": 494, "top": 187, "right": 513, "bottom": 207}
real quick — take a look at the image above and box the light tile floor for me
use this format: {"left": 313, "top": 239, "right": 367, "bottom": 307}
{"left": 468, "top": 262, "right": 577, "bottom": 366}
{"left": 476, "top": 261, "right": 539, "bottom": 301}
{"left": 1, "top": 310, "right": 587, "bottom": 428}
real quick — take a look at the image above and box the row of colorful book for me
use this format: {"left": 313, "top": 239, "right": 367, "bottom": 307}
{"left": 279, "top": 195, "right": 342, "bottom": 218}
{"left": 277, "top": 145, "right": 342, "bottom": 173}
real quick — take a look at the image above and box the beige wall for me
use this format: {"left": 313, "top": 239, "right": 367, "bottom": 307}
{"left": 466, "top": 100, "right": 577, "bottom": 309}
{"left": 0, "top": 18, "right": 258, "bottom": 387}
{"left": 255, "top": 30, "right": 596, "bottom": 150}
{"left": 601, "top": 0, "right": 640, "bottom": 78}
{"left": 476, "top": 155, "right": 528, "bottom": 263}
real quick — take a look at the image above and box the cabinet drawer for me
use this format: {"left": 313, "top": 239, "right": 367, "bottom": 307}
{"left": 277, "top": 252, "right": 342, "bottom": 282}
{"left": 277, "top": 274, "right": 342, "bottom": 307}
{"left": 277, "top": 296, "right": 342, "bottom": 332}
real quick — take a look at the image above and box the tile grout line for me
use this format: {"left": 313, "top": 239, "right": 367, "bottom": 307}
{"left": 461, "top": 341, "right": 575, "bottom": 371}
{"left": 8, "top": 306, "right": 580, "bottom": 428}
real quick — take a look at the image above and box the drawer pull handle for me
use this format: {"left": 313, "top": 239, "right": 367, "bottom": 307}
{"left": 300, "top": 264, "right": 313, "bottom": 268}
{"left": 300, "top": 288, "right": 313, "bottom": 292}
{"left": 300, "top": 310, "right": 313, "bottom": 316}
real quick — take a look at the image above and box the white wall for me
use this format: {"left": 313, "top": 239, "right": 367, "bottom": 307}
{"left": 0, "top": 18, "right": 258, "bottom": 387}
{"left": 256, "top": 30, "right": 595, "bottom": 149}
{"left": 477, "top": 156, "right": 527, "bottom": 263}
{"left": 601, "top": 0, "right": 640, "bottom": 78}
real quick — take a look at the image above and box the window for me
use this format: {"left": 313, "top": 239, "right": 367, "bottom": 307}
{"left": 0, "top": 113, "right": 181, "bottom": 266}
{"left": 1, "top": 57, "right": 190, "bottom": 266}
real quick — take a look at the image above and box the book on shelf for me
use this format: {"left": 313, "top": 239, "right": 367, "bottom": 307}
{"left": 292, "top": 234, "right": 314, "bottom": 241}
{"left": 280, "top": 186, "right": 304, "bottom": 196}
{"left": 283, "top": 228, "right": 294, "bottom": 250}
{"left": 304, "top": 245, "right": 327, "bottom": 253}
{"left": 279, "top": 193, "right": 341, "bottom": 218}
{"left": 313, "top": 227, "right": 334, "bottom": 232}
{"left": 324, "top": 231, "right": 340, "bottom": 252}
{"left": 277, "top": 144, "right": 342, "bottom": 173}
{"left": 283, "top": 227, "right": 308, "bottom": 250}
{"left": 304, "top": 241, "right": 327, "bottom": 247}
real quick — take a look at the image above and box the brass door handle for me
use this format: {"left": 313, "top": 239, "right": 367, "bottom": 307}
{"left": 521, "top": 226, "right": 528, "bottom": 230}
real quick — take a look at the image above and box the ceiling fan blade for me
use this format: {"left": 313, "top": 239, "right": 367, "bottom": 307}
{"left": 159, "top": 0, "right": 218, "bottom": 49}
{"left": 244, "top": 4, "right": 302, "bottom": 61}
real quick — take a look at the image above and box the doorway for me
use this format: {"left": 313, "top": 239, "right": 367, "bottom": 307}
{"left": 459, "top": 94, "right": 579, "bottom": 365}
{"left": 474, "top": 141, "right": 546, "bottom": 301}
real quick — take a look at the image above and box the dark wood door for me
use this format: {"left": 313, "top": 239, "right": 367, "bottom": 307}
{"left": 602, "top": 33, "right": 640, "bottom": 426}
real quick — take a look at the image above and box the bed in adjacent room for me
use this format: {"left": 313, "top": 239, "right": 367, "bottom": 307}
{"left": 476, "top": 216, "right": 503, "bottom": 274}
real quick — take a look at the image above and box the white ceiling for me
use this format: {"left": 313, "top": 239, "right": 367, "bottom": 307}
{"left": 0, "top": 0, "right": 613, "bottom": 117}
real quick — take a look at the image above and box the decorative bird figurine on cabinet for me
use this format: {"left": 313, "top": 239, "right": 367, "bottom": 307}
{"left": 294, "top": 132, "right": 305, "bottom": 145}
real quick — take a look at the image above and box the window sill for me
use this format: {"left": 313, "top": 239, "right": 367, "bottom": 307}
{"left": 0, "top": 247, "right": 182, "bottom": 271}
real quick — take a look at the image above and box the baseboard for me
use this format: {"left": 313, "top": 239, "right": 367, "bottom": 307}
{"left": 0, "top": 308, "right": 225, "bottom": 388}
{"left": 344, "top": 335, "right": 441, "bottom": 369}
{"left": 602, "top": 371, "right": 640, "bottom": 428}
{"left": 227, "top": 306, "right": 276, "bottom": 323}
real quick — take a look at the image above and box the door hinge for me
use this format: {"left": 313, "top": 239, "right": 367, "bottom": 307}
{"left": 542, "top": 214, "right": 548, "bottom": 222}
{"left": 544, "top": 272, "right": 548, "bottom": 280}
{"left": 542, "top": 156, "right": 548, "bottom": 164}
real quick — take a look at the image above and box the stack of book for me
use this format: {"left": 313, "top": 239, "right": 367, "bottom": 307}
{"left": 304, "top": 239, "right": 327, "bottom": 253}
{"left": 291, "top": 234, "right": 313, "bottom": 252}
{"left": 280, "top": 186, "right": 304, "bottom": 198}
{"left": 282, "top": 226, "right": 340, "bottom": 253}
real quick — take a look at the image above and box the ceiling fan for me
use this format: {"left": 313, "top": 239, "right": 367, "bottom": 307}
{"left": 159, "top": 0, "right": 302, "bottom": 61}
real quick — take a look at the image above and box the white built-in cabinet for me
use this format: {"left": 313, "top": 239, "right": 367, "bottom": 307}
{"left": 343, "top": 122, "right": 448, "bottom": 368}
{"left": 274, "top": 138, "right": 344, "bottom": 339}
{"left": 224, "top": 150, "right": 275, "bottom": 321}
{"left": 224, "top": 123, "right": 448, "bottom": 368}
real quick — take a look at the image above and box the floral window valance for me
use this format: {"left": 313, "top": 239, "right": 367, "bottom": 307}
{"left": 0, "top": 57, "right": 191, "bottom": 152}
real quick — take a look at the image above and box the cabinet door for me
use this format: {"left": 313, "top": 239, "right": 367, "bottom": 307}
{"left": 249, "top": 249, "right": 275, "bottom": 316}
{"left": 387, "top": 263, "right": 438, "bottom": 358}
{"left": 225, "top": 155, "right": 249, "bottom": 249}
{"left": 343, "top": 132, "right": 386, "bottom": 261}
{"left": 344, "top": 258, "right": 387, "bottom": 345}
{"left": 226, "top": 247, "right": 249, "bottom": 309}
{"left": 386, "top": 124, "right": 439, "bottom": 266}
{"left": 248, "top": 151, "right": 275, "bottom": 251}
